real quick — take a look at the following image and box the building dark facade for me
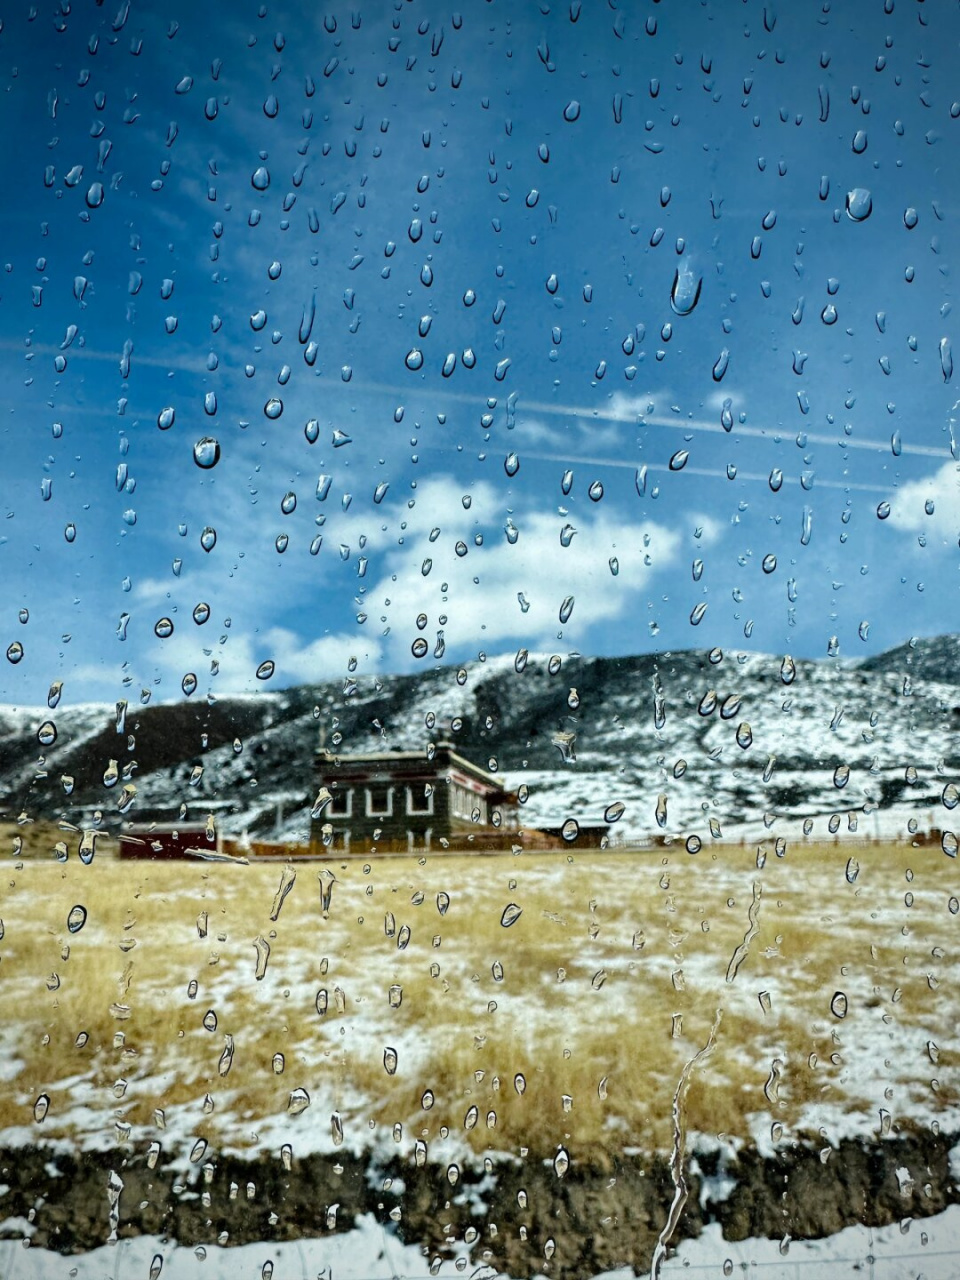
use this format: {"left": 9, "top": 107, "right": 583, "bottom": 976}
{"left": 310, "top": 743, "right": 515, "bottom": 854}
{"left": 119, "top": 821, "right": 224, "bottom": 859}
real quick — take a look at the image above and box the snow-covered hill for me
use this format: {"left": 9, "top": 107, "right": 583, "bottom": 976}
{"left": 2, "top": 637, "right": 958, "bottom": 847}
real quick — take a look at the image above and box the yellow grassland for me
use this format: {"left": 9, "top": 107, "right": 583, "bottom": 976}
{"left": 0, "top": 824, "right": 956, "bottom": 1161}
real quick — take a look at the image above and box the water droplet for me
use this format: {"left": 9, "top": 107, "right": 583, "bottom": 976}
{"left": 200, "top": 527, "right": 217, "bottom": 552}
{"left": 193, "top": 437, "right": 220, "bottom": 469}
{"left": 64, "top": 523, "right": 77, "bottom": 543}
{"left": 34, "top": 1094, "right": 50, "bottom": 1123}
{"left": 264, "top": 397, "right": 283, "bottom": 419}
{"left": 6, "top": 642, "right": 23, "bottom": 664}
{"left": 712, "top": 349, "right": 729, "bottom": 381}
{"left": 736, "top": 722, "right": 753, "bottom": 749}
{"left": 686, "top": 834, "right": 702, "bottom": 854}
{"left": 846, "top": 187, "right": 872, "bottom": 221}
{"left": 762, "top": 554, "right": 777, "bottom": 574}
{"left": 690, "top": 602, "right": 708, "bottom": 626}
{"left": 561, "top": 818, "right": 579, "bottom": 842}
{"left": 720, "top": 694, "right": 741, "bottom": 720}
{"left": 669, "top": 449, "right": 689, "bottom": 471}
{"left": 154, "top": 617, "right": 174, "bottom": 639}
{"left": 157, "top": 407, "right": 175, "bottom": 430}
{"left": 851, "top": 129, "right": 868, "bottom": 154}
{"left": 942, "top": 783, "right": 959, "bottom": 811}
{"left": 698, "top": 689, "right": 718, "bottom": 716}
{"left": 412, "top": 637, "right": 429, "bottom": 659}
{"left": 288, "top": 1087, "right": 310, "bottom": 1116}
{"left": 252, "top": 166, "right": 270, "bottom": 190}
{"left": 670, "top": 263, "right": 702, "bottom": 315}
{"left": 562, "top": 99, "right": 581, "bottom": 122}
{"left": 256, "top": 660, "right": 275, "bottom": 681}
{"left": 830, "top": 991, "right": 848, "bottom": 1019}
{"left": 405, "top": 348, "right": 424, "bottom": 371}
{"left": 834, "top": 764, "right": 850, "bottom": 788}
{"left": 202, "top": 1010, "right": 218, "bottom": 1032}
{"left": 37, "top": 719, "right": 58, "bottom": 747}
{"left": 940, "top": 338, "right": 953, "bottom": 383}
{"left": 501, "top": 903, "right": 522, "bottom": 927}
{"left": 845, "top": 858, "right": 860, "bottom": 884}
{"left": 942, "top": 831, "right": 958, "bottom": 858}
{"left": 559, "top": 596, "right": 575, "bottom": 624}
{"left": 67, "top": 904, "right": 87, "bottom": 933}
{"left": 504, "top": 452, "right": 519, "bottom": 477}
{"left": 877, "top": 502, "right": 891, "bottom": 520}
{"left": 383, "top": 1046, "right": 398, "bottom": 1075}
{"left": 554, "top": 1147, "right": 570, "bottom": 1178}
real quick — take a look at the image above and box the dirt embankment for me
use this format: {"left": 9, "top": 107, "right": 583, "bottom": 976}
{"left": 1, "top": 1127, "right": 956, "bottom": 1276}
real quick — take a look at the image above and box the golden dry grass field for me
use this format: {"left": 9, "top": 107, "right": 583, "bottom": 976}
{"left": 0, "top": 823, "right": 957, "bottom": 1166}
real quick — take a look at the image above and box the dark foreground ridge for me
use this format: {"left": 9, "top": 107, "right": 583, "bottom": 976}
{"left": 1, "top": 1127, "right": 956, "bottom": 1276}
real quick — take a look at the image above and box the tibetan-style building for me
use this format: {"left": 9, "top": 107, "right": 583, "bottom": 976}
{"left": 311, "top": 743, "right": 515, "bottom": 854}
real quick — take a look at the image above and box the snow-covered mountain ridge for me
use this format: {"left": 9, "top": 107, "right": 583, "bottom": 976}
{"left": 2, "top": 635, "right": 959, "bottom": 845}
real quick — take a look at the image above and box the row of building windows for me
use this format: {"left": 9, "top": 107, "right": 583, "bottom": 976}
{"left": 451, "top": 782, "right": 487, "bottom": 824}
{"left": 327, "top": 784, "right": 434, "bottom": 819}
{"left": 322, "top": 828, "right": 434, "bottom": 854}
{"left": 325, "top": 783, "right": 490, "bottom": 823}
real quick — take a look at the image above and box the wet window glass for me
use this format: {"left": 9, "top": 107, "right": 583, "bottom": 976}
{"left": 2, "top": 1, "right": 959, "bottom": 1276}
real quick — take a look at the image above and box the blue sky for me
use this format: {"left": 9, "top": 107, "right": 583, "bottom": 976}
{"left": 1, "top": 0, "right": 958, "bottom": 706}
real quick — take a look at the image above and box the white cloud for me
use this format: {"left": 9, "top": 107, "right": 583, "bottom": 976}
{"left": 690, "top": 514, "right": 725, "bottom": 546}
{"left": 131, "top": 624, "right": 382, "bottom": 701}
{"left": 363, "top": 476, "right": 682, "bottom": 663}
{"left": 508, "top": 415, "right": 569, "bottom": 447}
{"left": 886, "top": 461, "right": 960, "bottom": 547}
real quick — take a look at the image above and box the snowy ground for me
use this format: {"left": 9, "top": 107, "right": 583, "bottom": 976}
{"left": 661, "top": 1204, "right": 960, "bottom": 1280}
{"left": 1, "top": 1205, "right": 959, "bottom": 1280}
{"left": 0, "top": 844, "right": 958, "bottom": 1278}
{"left": 0, "top": 842, "right": 957, "bottom": 1163}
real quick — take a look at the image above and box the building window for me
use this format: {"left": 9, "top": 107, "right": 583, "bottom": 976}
{"left": 365, "top": 785, "right": 394, "bottom": 817}
{"left": 406, "top": 784, "right": 434, "bottom": 816}
{"left": 328, "top": 788, "right": 352, "bottom": 818}
{"left": 451, "top": 782, "right": 471, "bottom": 819}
